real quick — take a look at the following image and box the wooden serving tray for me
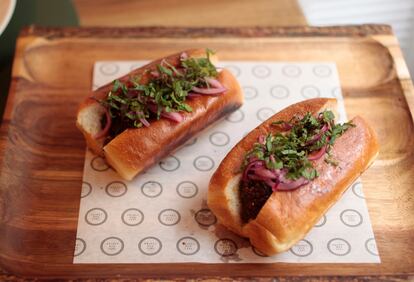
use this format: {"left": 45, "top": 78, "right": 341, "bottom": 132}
{"left": 0, "top": 25, "right": 413, "bottom": 280}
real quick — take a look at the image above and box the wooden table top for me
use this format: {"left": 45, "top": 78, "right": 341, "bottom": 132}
{"left": 73, "top": 0, "right": 307, "bottom": 27}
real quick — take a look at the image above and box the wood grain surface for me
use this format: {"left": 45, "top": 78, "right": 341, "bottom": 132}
{"left": 73, "top": 0, "right": 307, "bottom": 27}
{"left": 0, "top": 25, "right": 413, "bottom": 280}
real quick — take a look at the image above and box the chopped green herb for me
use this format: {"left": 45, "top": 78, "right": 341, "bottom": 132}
{"left": 242, "top": 110, "right": 354, "bottom": 181}
{"left": 99, "top": 50, "right": 218, "bottom": 139}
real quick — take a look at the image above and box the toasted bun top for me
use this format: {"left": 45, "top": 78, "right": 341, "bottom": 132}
{"left": 208, "top": 98, "right": 379, "bottom": 255}
{"left": 208, "top": 98, "right": 337, "bottom": 235}
{"left": 210, "top": 98, "right": 338, "bottom": 193}
{"left": 103, "top": 68, "right": 243, "bottom": 180}
{"left": 76, "top": 49, "right": 219, "bottom": 156}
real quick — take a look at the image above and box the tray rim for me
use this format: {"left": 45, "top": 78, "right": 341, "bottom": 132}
{"left": 9, "top": 24, "right": 414, "bottom": 123}
{"left": 1, "top": 24, "right": 413, "bottom": 280}
{"left": 20, "top": 24, "right": 393, "bottom": 38}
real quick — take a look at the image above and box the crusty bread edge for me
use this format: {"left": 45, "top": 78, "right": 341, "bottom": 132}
{"left": 76, "top": 49, "right": 218, "bottom": 158}
{"left": 208, "top": 98, "right": 337, "bottom": 236}
{"left": 102, "top": 68, "right": 243, "bottom": 180}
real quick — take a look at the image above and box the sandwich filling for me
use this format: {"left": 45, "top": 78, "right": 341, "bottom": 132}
{"left": 95, "top": 50, "right": 226, "bottom": 142}
{"left": 239, "top": 110, "right": 354, "bottom": 223}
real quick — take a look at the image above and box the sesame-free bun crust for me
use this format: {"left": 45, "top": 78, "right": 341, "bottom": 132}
{"left": 207, "top": 98, "right": 379, "bottom": 255}
{"left": 76, "top": 49, "right": 244, "bottom": 180}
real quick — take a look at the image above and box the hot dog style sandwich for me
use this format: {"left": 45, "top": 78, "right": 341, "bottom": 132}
{"left": 77, "top": 49, "right": 243, "bottom": 180}
{"left": 208, "top": 98, "right": 379, "bottom": 255}
{"left": 77, "top": 50, "right": 378, "bottom": 257}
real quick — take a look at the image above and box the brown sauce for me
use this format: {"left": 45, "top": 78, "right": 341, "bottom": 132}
{"left": 239, "top": 180, "right": 273, "bottom": 223}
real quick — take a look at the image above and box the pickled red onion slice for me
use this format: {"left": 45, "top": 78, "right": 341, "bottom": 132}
{"left": 191, "top": 86, "right": 227, "bottom": 95}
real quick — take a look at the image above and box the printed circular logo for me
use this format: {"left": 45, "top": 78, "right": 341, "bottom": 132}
{"left": 141, "top": 181, "right": 163, "bottom": 198}
{"left": 290, "top": 239, "right": 313, "bottom": 257}
{"left": 225, "top": 109, "right": 244, "bottom": 123}
{"left": 352, "top": 182, "right": 365, "bottom": 199}
{"left": 100, "top": 237, "right": 124, "bottom": 256}
{"left": 314, "top": 214, "right": 327, "bottom": 227}
{"left": 340, "top": 209, "right": 363, "bottom": 227}
{"left": 139, "top": 237, "right": 162, "bottom": 256}
{"left": 184, "top": 138, "right": 197, "bottom": 147}
{"left": 195, "top": 209, "right": 217, "bottom": 227}
{"left": 159, "top": 155, "right": 180, "bottom": 172}
{"left": 224, "top": 65, "right": 241, "bottom": 77}
{"left": 365, "top": 238, "right": 379, "bottom": 256}
{"left": 252, "top": 246, "right": 268, "bottom": 257}
{"left": 209, "top": 131, "right": 230, "bottom": 147}
{"left": 81, "top": 181, "right": 92, "bottom": 198}
{"left": 282, "top": 65, "right": 301, "bottom": 77}
{"left": 313, "top": 65, "right": 332, "bottom": 77}
{"left": 270, "top": 85, "right": 290, "bottom": 99}
{"left": 122, "top": 208, "right": 144, "bottom": 226}
{"left": 176, "top": 181, "right": 198, "bottom": 198}
{"left": 328, "top": 238, "right": 351, "bottom": 256}
{"left": 252, "top": 65, "right": 271, "bottom": 78}
{"left": 99, "top": 63, "right": 120, "bottom": 76}
{"left": 301, "top": 85, "right": 320, "bottom": 99}
{"left": 193, "top": 156, "right": 215, "bottom": 171}
{"left": 74, "top": 238, "right": 86, "bottom": 257}
{"left": 85, "top": 208, "right": 108, "bottom": 226}
{"left": 257, "top": 107, "right": 275, "bottom": 122}
{"left": 158, "top": 209, "right": 181, "bottom": 226}
{"left": 91, "top": 156, "right": 110, "bottom": 172}
{"left": 105, "top": 181, "right": 127, "bottom": 197}
{"left": 177, "top": 237, "right": 200, "bottom": 255}
{"left": 242, "top": 86, "right": 258, "bottom": 100}
{"left": 214, "top": 238, "right": 237, "bottom": 257}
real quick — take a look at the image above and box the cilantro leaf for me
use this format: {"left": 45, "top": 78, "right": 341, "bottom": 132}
{"left": 100, "top": 49, "right": 218, "bottom": 139}
{"left": 242, "top": 110, "right": 354, "bottom": 181}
